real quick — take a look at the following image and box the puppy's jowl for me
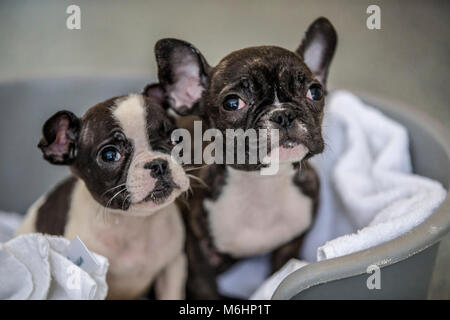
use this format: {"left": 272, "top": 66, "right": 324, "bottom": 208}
{"left": 154, "top": 17, "right": 337, "bottom": 298}
{"left": 17, "top": 93, "right": 190, "bottom": 299}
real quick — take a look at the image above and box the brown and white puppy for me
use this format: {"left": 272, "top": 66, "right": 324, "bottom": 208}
{"left": 16, "top": 93, "right": 190, "bottom": 300}
{"left": 153, "top": 17, "right": 337, "bottom": 298}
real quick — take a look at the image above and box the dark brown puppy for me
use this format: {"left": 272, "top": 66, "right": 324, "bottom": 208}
{"left": 154, "top": 17, "right": 337, "bottom": 299}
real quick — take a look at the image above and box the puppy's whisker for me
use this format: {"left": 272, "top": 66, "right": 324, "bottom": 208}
{"left": 178, "top": 196, "right": 190, "bottom": 210}
{"left": 107, "top": 188, "right": 127, "bottom": 208}
{"left": 122, "top": 194, "right": 131, "bottom": 211}
{"left": 102, "top": 187, "right": 127, "bottom": 221}
{"left": 186, "top": 174, "right": 208, "bottom": 188}
{"left": 184, "top": 184, "right": 194, "bottom": 198}
{"left": 184, "top": 164, "right": 210, "bottom": 172}
{"left": 101, "top": 183, "right": 127, "bottom": 197}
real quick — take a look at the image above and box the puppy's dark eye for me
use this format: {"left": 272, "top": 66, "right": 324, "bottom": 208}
{"left": 223, "top": 95, "right": 246, "bottom": 111}
{"left": 100, "top": 146, "right": 121, "bottom": 163}
{"left": 306, "top": 84, "right": 323, "bottom": 101}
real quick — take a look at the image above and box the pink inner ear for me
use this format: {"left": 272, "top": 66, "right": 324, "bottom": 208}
{"left": 169, "top": 56, "right": 203, "bottom": 110}
{"left": 51, "top": 117, "right": 70, "bottom": 156}
{"left": 145, "top": 84, "right": 164, "bottom": 104}
{"left": 171, "top": 76, "right": 203, "bottom": 109}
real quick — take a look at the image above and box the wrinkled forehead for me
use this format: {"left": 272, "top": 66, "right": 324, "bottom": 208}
{"left": 79, "top": 97, "right": 119, "bottom": 146}
{"left": 213, "top": 46, "right": 311, "bottom": 83}
{"left": 80, "top": 94, "right": 168, "bottom": 150}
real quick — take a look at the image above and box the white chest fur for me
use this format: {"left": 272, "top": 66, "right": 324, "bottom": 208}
{"left": 205, "top": 165, "right": 312, "bottom": 258}
{"left": 64, "top": 181, "right": 184, "bottom": 299}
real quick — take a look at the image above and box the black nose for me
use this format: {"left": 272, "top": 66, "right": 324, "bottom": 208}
{"left": 270, "top": 110, "right": 296, "bottom": 129}
{"left": 144, "top": 159, "right": 168, "bottom": 177}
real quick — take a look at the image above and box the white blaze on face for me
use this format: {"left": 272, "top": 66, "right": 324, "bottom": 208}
{"left": 113, "top": 94, "right": 149, "bottom": 154}
{"left": 112, "top": 94, "right": 189, "bottom": 214}
{"left": 273, "top": 88, "right": 281, "bottom": 106}
{"left": 113, "top": 94, "right": 156, "bottom": 205}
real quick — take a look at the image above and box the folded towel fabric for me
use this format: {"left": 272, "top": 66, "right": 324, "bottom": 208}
{"left": 250, "top": 259, "right": 308, "bottom": 300}
{"left": 0, "top": 233, "right": 108, "bottom": 300}
{"left": 303, "top": 91, "right": 447, "bottom": 261}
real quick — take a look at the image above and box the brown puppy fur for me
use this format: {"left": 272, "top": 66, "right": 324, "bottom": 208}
{"left": 154, "top": 17, "right": 337, "bottom": 298}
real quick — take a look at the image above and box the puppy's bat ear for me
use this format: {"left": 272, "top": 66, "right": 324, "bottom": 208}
{"left": 142, "top": 82, "right": 165, "bottom": 105}
{"left": 38, "top": 110, "right": 81, "bottom": 165}
{"left": 154, "top": 38, "right": 210, "bottom": 115}
{"left": 296, "top": 17, "right": 337, "bottom": 86}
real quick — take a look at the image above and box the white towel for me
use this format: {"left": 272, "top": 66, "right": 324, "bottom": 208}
{"left": 249, "top": 259, "right": 308, "bottom": 300}
{"left": 303, "top": 91, "right": 447, "bottom": 261}
{"left": 0, "top": 232, "right": 109, "bottom": 300}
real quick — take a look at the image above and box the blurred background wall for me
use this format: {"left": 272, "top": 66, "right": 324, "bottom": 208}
{"left": 0, "top": 0, "right": 449, "bottom": 124}
{"left": 0, "top": 0, "right": 448, "bottom": 298}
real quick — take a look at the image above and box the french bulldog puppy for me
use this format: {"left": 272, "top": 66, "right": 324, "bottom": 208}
{"left": 153, "top": 17, "right": 337, "bottom": 298}
{"left": 17, "top": 92, "right": 190, "bottom": 300}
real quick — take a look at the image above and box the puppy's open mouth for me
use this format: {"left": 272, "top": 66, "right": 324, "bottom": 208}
{"left": 143, "top": 179, "right": 179, "bottom": 204}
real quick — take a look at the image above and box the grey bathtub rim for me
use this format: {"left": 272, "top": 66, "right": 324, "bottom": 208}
{"left": 271, "top": 90, "right": 450, "bottom": 300}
